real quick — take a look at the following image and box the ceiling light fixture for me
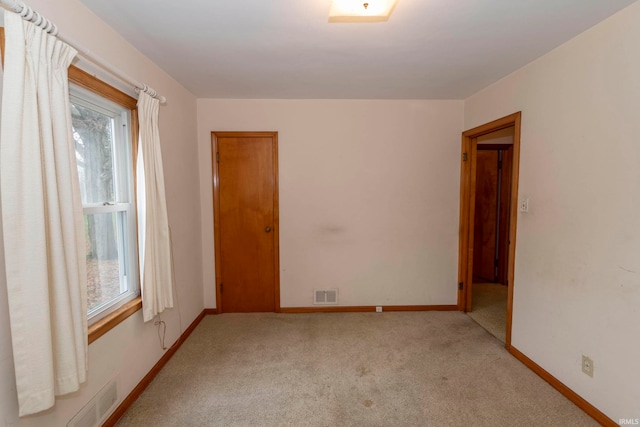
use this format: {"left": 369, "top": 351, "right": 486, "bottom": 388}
{"left": 329, "top": 0, "right": 398, "bottom": 23}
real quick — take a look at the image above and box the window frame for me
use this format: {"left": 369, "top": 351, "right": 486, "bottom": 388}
{"left": 68, "top": 67, "right": 143, "bottom": 343}
{"left": 70, "top": 83, "right": 139, "bottom": 323}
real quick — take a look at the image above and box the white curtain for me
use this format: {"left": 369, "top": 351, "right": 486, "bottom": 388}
{"left": 136, "top": 92, "right": 173, "bottom": 322}
{"left": 0, "top": 11, "right": 87, "bottom": 416}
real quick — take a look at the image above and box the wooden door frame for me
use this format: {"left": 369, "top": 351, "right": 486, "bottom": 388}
{"left": 211, "top": 131, "right": 281, "bottom": 313}
{"left": 458, "top": 112, "right": 521, "bottom": 349}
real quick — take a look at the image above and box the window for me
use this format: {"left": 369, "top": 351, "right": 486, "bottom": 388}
{"left": 70, "top": 84, "right": 139, "bottom": 324}
{"left": 1, "top": 29, "right": 142, "bottom": 337}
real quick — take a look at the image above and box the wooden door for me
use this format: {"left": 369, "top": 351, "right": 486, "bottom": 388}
{"left": 212, "top": 132, "right": 279, "bottom": 312}
{"left": 473, "top": 147, "right": 513, "bottom": 284}
{"left": 473, "top": 150, "right": 499, "bottom": 282}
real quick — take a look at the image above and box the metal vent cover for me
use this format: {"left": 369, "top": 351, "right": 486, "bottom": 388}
{"left": 314, "top": 289, "right": 338, "bottom": 305}
{"left": 68, "top": 379, "right": 118, "bottom": 427}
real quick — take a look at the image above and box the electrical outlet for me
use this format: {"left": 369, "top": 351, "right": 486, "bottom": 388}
{"left": 582, "top": 355, "right": 594, "bottom": 378}
{"left": 375, "top": 306, "right": 382, "bottom": 313}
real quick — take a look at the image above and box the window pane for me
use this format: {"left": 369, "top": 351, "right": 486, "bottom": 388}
{"left": 85, "top": 212, "right": 127, "bottom": 312}
{"left": 72, "top": 103, "right": 116, "bottom": 205}
{"left": 71, "top": 83, "right": 137, "bottom": 324}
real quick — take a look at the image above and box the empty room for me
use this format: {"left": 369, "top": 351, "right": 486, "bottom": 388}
{"left": 0, "top": 0, "right": 638, "bottom": 426}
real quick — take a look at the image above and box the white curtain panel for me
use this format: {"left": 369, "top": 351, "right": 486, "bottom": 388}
{"left": 137, "top": 92, "right": 174, "bottom": 322}
{"left": 0, "top": 11, "right": 88, "bottom": 416}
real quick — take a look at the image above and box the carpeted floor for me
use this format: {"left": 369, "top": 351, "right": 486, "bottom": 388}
{"left": 116, "top": 312, "right": 596, "bottom": 427}
{"left": 467, "top": 282, "right": 508, "bottom": 343}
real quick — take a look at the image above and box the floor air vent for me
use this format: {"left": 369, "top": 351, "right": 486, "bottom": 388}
{"left": 314, "top": 289, "right": 338, "bottom": 305}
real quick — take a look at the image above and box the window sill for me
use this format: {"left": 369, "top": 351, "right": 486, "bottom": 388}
{"left": 88, "top": 297, "right": 142, "bottom": 344}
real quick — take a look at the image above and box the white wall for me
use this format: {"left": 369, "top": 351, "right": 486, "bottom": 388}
{"left": 465, "top": 2, "right": 640, "bottom": 422}
{"left": 0, "top": 0, "right": 203, "bottom": 425}
{"left": 197, "top": 99, "right": 464, "bottom": 308}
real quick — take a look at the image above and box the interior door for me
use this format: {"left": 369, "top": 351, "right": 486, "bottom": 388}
{"left": 213, "top": 132, "right": 279, "bottom": 312}
{"left": 473, "top": 150, "right": 499, "bottom": 282}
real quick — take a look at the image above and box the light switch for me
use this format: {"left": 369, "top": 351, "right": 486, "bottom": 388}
{"left": 519, "top": 198, "right": 529, "bottom": 213}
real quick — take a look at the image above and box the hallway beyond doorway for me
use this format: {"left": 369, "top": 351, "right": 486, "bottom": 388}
{"left": 467, "top": 282, "right": 507, "bottom": 342}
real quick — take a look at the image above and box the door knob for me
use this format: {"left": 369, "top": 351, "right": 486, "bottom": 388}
{"left": 265, "top": 226, "right": 272, "bottom": 233}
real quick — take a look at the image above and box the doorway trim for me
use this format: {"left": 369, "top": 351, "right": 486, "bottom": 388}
{"left": 457, "top": 112, "right": 521, "bottom": 349}
{"left": 211, "top": 131, "right": 281, "bottom": 313}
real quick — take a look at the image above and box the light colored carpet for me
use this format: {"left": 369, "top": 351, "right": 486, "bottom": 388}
{"left": 467, "top": 282, "right": 508, "bottom": 343}
{"left": 116, "top": 312, "right": 596, "bottom": 427}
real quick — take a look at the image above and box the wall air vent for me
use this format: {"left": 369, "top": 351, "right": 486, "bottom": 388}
{"left": 314, "top": 289, "right": 338, "bottom": 305}
{"left": 68, "top": 379, "right": 118, "bottom": 427}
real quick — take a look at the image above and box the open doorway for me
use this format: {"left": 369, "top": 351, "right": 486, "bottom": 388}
{"left": 468, "top": 130, "right": 514, "bottom": 342}
{"left": 457, "top": 113, "right": 521, "bottom": 349}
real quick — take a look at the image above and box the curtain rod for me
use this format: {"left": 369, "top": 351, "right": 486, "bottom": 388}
{"left": 0, "top": 0, "right": 167, "bottom": 103}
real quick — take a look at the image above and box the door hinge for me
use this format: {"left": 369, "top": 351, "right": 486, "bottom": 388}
{"left": 216, "top": 152, "right": 220, "bottom": 163}
{"left": 458, "top": 282, "right": 464, "bottom": 290}
{"left": 220, "top": 283, "right": 223, "bottom": 293}
{"left": 462, "top": 153, "right": 468, "bottom": 162}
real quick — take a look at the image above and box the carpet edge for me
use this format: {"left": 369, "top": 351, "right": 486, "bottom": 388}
{"left": 279, "top": 305, "right": 458, "bottom": 313}
{"left": 102, "top": 309, "right": 209, "bottom": 427}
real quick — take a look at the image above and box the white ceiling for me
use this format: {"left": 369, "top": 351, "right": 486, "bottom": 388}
{"left": 77, "top": 0, "right": 637, "bottom": 99}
